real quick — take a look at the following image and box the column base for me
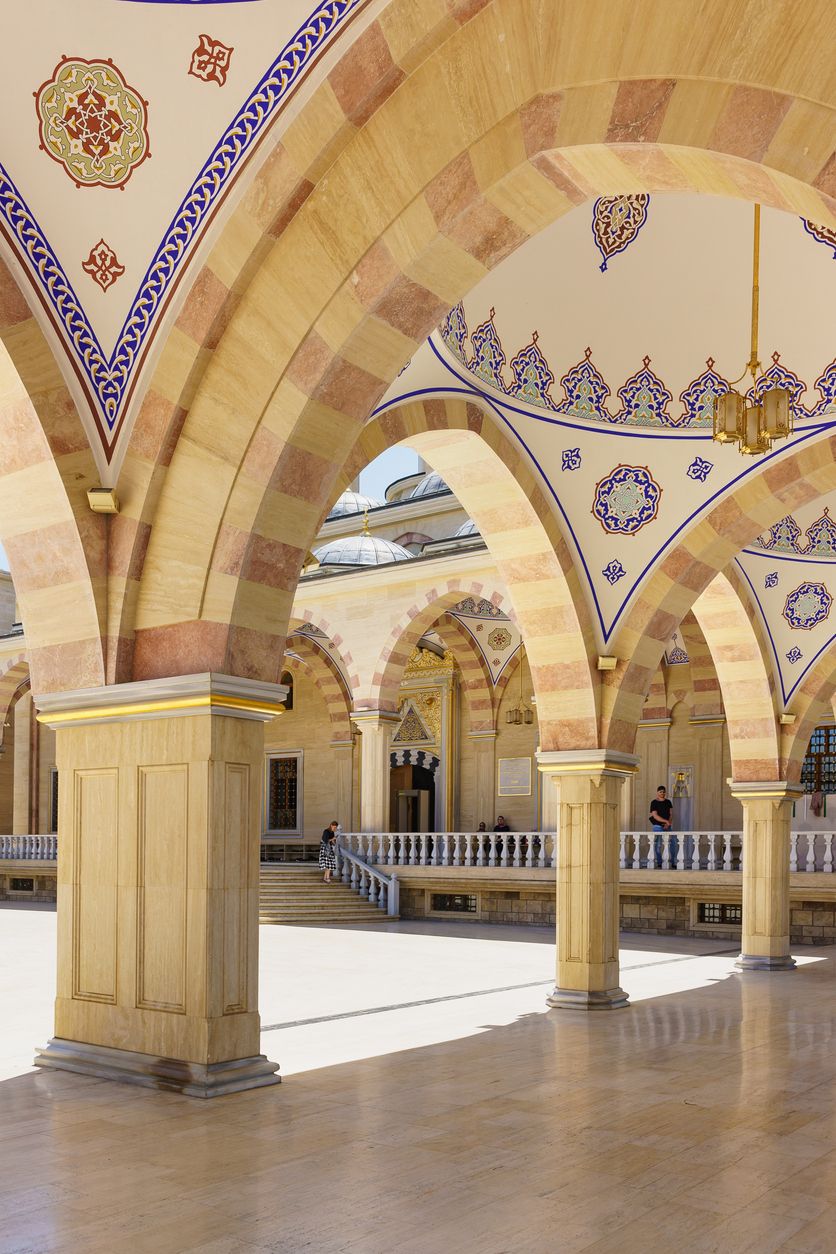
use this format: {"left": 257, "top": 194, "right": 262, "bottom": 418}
{"left": 735, "top": 954, "right": 796, "bottom": 972}
{"left": 546, "top": 986, "right": 629, "bottom": 1010}
{"left": 34, "top": 1038, "right": 281, "bottom": 1098}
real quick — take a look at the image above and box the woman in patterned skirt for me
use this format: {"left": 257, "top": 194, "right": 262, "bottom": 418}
{"left": 320, "top": 821, "right": 339, "bottom": 882}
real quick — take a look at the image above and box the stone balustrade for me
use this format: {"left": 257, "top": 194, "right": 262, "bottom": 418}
{"left": 336, "top": 844, "right": 399, "bottom": 916}
{"left": 340, "top": 831, "right": 551, "bottom": 870}
{"left": 0, "top": 834, "right": 57, "bottom": 861}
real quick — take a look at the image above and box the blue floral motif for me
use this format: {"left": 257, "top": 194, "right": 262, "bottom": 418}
{"left": 758, "top": 516, "right": 802, "bottom": 553}
{"left": 469, "top": 310, "right": 506, "bottom": 391}
{"left": 602, "top": 559, "right": 626, "bottom": 585}
{"left": 679, "top": 360, "right": 730, "bottom": 427}
{"left": 592, "top": 194, "right": 650, "bottom": 271}
{"left": 556, "top": 350, "right": 610, "bottom": 420}
{"left": 686, "top": 457, "right": 714, "bottom": 483}
{"left": 593, "top": 465, "right": 662, "bottom": 536}
{"left": 784, "top": 582, "right": 833, "bottom": 631}
{"left": 808, "top": 359, "right": 836, "bottom": 417}
{"left": 764, "top": 572, "right": 779, "bottom": 589}
{"left": 786, "top": 647, "right": 803, "bottom": 665}
{"left": 805, "top": 508, "right": 836, "bottom": 557}
{"left": 562, "top": 448, "right": 582, "bottom": 471}
{"left": 666, "top": 633, "right": 689, "bottom": 665}
{"left": 747, "top": 354, "right": 806, "bottom": 410}
{"left": 507, "top": 334, "right": 554, "bottom": 408}
{"left": 439, "top": 302, "right": 468, "bottom": 362}
{"left": 616, "top": 357, "right": 674, "bottom": 426}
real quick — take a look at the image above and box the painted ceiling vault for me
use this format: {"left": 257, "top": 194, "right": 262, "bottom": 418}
{"left": 0, "top": 0, "right": 374, "bottom": 473}
{"left": 383, "top": 195, "right": 836, "bottom": 687}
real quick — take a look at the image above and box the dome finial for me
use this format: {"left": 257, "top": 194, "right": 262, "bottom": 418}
{"left": 362, "top": 507, "right": 370, "bottom": 536}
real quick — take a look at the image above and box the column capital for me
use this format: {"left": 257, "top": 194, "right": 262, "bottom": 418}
{"left": 34, "top": 673, "right": 287, "bottom": 729}
{"left": 350, "top": 709, "right": 401, "bottom": 729}
{"left": 728, "top": 780, "right": 803, "bottom": 802}
{"left": 537, "top": 748, "right": 639, "bottom": 778}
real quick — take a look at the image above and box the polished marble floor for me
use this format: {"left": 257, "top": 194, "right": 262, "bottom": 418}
{"left": 1, "top": 904, "right": 835, "bottom": 1253}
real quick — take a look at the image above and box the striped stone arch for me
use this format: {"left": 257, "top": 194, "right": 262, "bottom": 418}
{"left": 781, "top": 645, "right": 836, "bottom": 784}
{"left": 0, "top": 313, "right": 104, "bottom": 693}
{"left": 0, "top": 655, "right": 30, "bottom": 750}
{"left": 642, "top": 665, "right": 671, "bottom": 722}
{"left": 288, "top": 612, "right": 359, "bottom": 691}
{"left": 689, "top": 571, "right": 780, "bottom": 780}
{"left": 678, "top": 612, "right": 724, "bottom": 720}
{"left": 128, "top": 0, "right": 835, "bottom": 693}
{"left": 432, "top": 611, "right": 496, "bottom": 733}
{"left": 282, "top": 642, "right": 352, "bottom": 741}
{"left": 603, "top": 435, "right": 836, "bottom": 755}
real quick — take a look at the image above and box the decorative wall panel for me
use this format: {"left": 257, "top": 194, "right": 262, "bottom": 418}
{"left": 136, "top": 764, "right": 188, "bottom": 1013}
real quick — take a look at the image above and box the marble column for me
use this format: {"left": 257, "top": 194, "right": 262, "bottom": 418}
{"left": 33, "top": 674, "right": 286, "bottom": 1097}
{"left": 468, "top": 730, "right": 497, "bottom": 828}
{"left": 351, "top": 711, "right": 400, "bottom": 832}
{"left": 331, "top": 738, "right": 354, "bottom": 831}
{"left": 732, "top": 781, "right": 800, "bottom": 972}
{"left": 537, "top": 749, "right": 638, "bottom": 1010}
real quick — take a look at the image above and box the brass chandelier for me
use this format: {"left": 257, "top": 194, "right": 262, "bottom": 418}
{"left": 713, "top": 204, "right": 793, "bottom": 455}
{"left": 506, "top": 649, "right": 534, "bottom": 725}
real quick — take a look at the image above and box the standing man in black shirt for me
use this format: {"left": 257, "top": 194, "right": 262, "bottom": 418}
{"left": 649, "top": 785, "right": 674, "bottom": 869}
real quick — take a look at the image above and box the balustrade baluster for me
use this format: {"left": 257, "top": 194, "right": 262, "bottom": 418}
{"left": 691, "top": 833, "right": 701, "bottom": 871}
{"left": 512, "top": 834, "right": 521, "bottom": 869}
{"left": 806, "top": 832, "right": 817, "bottom": 873}
{"left": 789, "top": 831, "right": 799, "bottom": 872}
{"left": 476, "top": 834, "right": 485, "bottom": 867}
{"left": 439, "top": 833, "right": 448, "bottom": 866}
{"left": 706, "top": 834, "right": 716, "bottom": 871}
{"left": 722, "top": 833, "right": 733, "bottom": 872}
{"left": 629, "top": 832, "right": 641, "bottom": 870}
{"left": 619, "top": 832, "right": 627, "bottom": 870}
{"left": 463, "top": 834, "right": 473, "bottom": 867}
{"left": 825, "top": 833, "right": 834, "bottom": 874}
{"left": 526, "top": 834, "right": 535, "bottom": 869}
{"left": 453, "top": 834, "right": 462, "bottom": 867}
{"left": 369, "top": 874, "right": 378, "bottom": 905}
{"left": 489, "top": 833, "right": 498, "bottom": 868}
{"left": 676, "top": 833, "right": 686, "bottom": 871}
{"left": 661, "top": 833, "right": 672, "bottom": 871}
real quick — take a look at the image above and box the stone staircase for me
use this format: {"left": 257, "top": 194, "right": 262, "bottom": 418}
{"left": 259, "top": 864, "right": 397, "bottom": 925}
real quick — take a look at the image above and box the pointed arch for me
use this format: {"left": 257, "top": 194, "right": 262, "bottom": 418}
{"left": 282, "top": 638, "right": 352, "bottom": 741}
{"left": 604, "top": 435, "right": 836, "bottom": 753}
{"left": 689, "top": 572, "right": 780, "bottom": 780}
{"left": 0, "top": 655, "right": 29, "bottom": 750}
{"left": 432, "top": 611, "right": 496, "bottom": 733}
{"left": 125, "top": 0, "right": 833, "bottom": 693}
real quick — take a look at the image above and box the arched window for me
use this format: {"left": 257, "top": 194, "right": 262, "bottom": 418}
{"left": 280, "top": 670, "right": 294, "bottom": 711}
{"left": 801, "top": 726, "right": 836, "bottom": 793}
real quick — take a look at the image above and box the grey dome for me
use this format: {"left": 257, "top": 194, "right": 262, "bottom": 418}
{"left": 409, "top": 472, "right": 451, "bottom": 499}
{"left": 313, "top": 534, "right": 413, "bottom": 567}
{"left": 455, "top": 518, "right": 479, "bottom": 537}
{"left": 327, "top": 490, "right": 383, "bottom": 519}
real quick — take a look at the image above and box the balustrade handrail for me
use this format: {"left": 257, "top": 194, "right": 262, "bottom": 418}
{"left": 340, "top": 830, "right": 552, "bottom": 870}
{"left": 337, "top": 830, "right": 836, "bottom": 875}
{"left": 0, "top": 834, "right": 57, "bottom": 861}
{"left": 336, "top": 843, "right": 399, "bottom": 916}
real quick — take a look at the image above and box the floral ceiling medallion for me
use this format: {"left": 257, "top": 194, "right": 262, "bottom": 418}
{"left": 593, "top": 465, "right": 662, "bottom": 535}
{"left": 35, "top": 57, "right": 150, "bottom": 189}
{"left": 591, "top": 194, "right": 651, "bottom": 272}
{"left": 783, "top": 582, "right": 833, "bottom": 631}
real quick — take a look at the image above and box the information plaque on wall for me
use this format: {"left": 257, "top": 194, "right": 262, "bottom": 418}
{"left": 498, "top": 756, "right": 532, "bottom": 796}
